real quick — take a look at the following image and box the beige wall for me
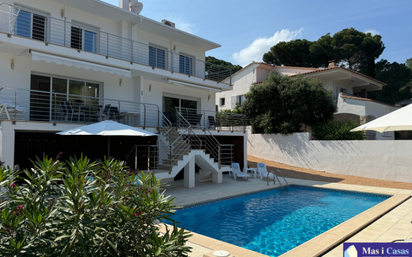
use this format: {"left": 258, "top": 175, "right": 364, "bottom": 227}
{"left": 247, "top": 128, "right": 412, "bottom": 183}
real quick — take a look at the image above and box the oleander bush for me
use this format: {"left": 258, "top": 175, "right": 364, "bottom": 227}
{"left": 0, "top": 156, "right": 191, "bottom": 256}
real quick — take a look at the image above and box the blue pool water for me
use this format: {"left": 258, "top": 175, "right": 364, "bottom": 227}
{"left": 171, "top": 186, "right": 388, "bottom": 257}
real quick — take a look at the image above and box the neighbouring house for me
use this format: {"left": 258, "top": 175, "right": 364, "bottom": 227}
{"left": 0, "top": 0, "right": 248, "bottom": 188}
{"left": 216, "top": 61, "right": 397, "bottom": 139}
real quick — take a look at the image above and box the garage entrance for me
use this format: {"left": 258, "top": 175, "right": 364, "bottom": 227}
{"left": 14, "top": 131, "right": 157, "bottom": 170}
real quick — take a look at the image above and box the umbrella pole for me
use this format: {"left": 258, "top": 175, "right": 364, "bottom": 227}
{"left": 108, "top": 137, "right": 110, "bottom": 158}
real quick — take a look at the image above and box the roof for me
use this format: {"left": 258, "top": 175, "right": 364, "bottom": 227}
{"left": 224, "top": 61, "right": 320, "bottom": 83}
{"left": 340, "top": 94, "right": 398, "bottom": 108}
{"left": 254, "top": 62, "right": 321, "bottom": 71}
{"left": 289, "top": 66, "right": 387, "bottom": 86}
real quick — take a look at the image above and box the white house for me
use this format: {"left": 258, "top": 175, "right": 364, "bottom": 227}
{"left": 216, "top": 61, "right": 397, "bottom": 139}
{"left": 0, "top": 0, "right": 247, "bottom": 187}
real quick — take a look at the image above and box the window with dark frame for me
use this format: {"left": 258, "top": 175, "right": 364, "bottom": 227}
{"left": 14, "top": 9, "right": 47, "bottom": 41}
{"left": 149, "top": 46, "right": 166, "bottom": 69}
{"left": 179, "top": 54, "right": 193, "bottom": 75}
{"left": 70, "top": 24, "right": 97, "bottom": 53}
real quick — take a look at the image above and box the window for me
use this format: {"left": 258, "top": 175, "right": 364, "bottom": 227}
{"left": 237, "top": 95, "right": 245, "bottom": 105}
{"left": 382, "top": 132, "right": 391, "bottom": 137}
{"left": 71, "top": 23, "right": 98, "bottom": 53}
{"left": 220, "top": 98, "right": 225, "bottom": 106}
{"left": 14, "top": 8, "right": 47, "bottom": 41}
{"left": 163, "top": 96, "right": 198, "bottom": 113}
{"left": 149, "top": 46, "right": 166, "bottom": 69}
{"left": 179, "top": 54, "right": 193, "bottom": 75}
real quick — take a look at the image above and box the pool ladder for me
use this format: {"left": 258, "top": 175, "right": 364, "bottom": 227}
{"left": 267, "top": 170, "right": 289, "bottom": 188}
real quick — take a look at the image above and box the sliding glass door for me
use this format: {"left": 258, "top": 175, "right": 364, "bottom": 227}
{"left": 30, "top": 74, "right": 101, "bottom": 122}
{"left": 163, "top": 96, "right": 198, "bottom": 125}
{"left": 30, "top": 75, "right": 51, "bottom": 121}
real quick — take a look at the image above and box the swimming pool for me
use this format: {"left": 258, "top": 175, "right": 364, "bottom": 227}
{"left": 171, "top": 186, "right": 389, "bottom": 257}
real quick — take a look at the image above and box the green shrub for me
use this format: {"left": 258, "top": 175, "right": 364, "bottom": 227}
{"left": 242, "top": 72, "right": 336, "bottom": 135}
{"left": 0, "top": 156, "right": 191, "bottom": 256}
{"left": 312, "top": 120, "right": 364, "bottom": 140}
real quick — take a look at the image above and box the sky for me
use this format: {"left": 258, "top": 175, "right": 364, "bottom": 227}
{"left": 103, "top": 0, "right": 412, "bottom": 67}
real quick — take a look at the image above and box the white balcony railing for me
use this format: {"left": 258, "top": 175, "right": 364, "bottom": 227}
{"left": 0, "top": 87, "right": 162, "bottom": 128}
{"left": 0, "top": 3, "right": 232, "bottom": 84}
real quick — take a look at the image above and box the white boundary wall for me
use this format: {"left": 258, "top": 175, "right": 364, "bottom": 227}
{"left": 247, "top": 128, "right": 412, "bottom": 183}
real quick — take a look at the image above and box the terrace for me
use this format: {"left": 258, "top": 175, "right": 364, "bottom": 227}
{"left": 0, "top": 3, "right": 232, "bottom": 84}
{"left": 0, "top": 86, "right": 248, "bottom": 132}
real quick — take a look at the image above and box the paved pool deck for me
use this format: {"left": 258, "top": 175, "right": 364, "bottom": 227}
{"left": 162, "top": 175, "right": 412, "bottom": 257}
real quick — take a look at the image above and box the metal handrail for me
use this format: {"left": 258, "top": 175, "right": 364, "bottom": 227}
{"left": 0, "top": 3, "right": 232, "bottom": 84}
{"left": 275, "top": 170, "right": 289, "bottom": 187}
{"left": 267, "top": 171, "right": 283, "bottom": 187}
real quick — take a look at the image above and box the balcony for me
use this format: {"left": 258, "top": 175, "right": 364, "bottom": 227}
{"left": 0, "top": 3, "right": 232, "bottom": 84}
{"left": 0, "top": 87, "right": 248, "bottom": 132}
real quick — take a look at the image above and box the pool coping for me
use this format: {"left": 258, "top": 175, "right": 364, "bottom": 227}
{"left": 162, "top": 181, "right": 411, "bottom": 257}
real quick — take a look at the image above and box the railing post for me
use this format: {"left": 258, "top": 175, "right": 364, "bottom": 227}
{"left": 157, "top": 109, "right": 160, "bottom": 130}
{"left": 53, "top": 93, "right": 57, "bottom": 123}
{"left": 130, "top": 40, "right": 133, "bottom": 63}
{"left": 218, "top": 145, "right": 221, "bottom": 169}
{"left": 106, "top": 33, "right": 109, "bottom": 57}
{"left": 202, "top": 110, "right": 206, "bottom": 130}
{"left": 147, "top": 146, "right": 150, "bottom": 173}
{"left": 143, "top": 104, "right": 146, "bottom": 129}
{"left": 64, "top": 19, "right": 66, "bottom": 47}
{"left": 169, "top": 146, "right": 172, "bottom": 174}
{"left": 153, "top": 146, "right": 156, "bottom": 174}
{"left": 14, "top": 90, "right": 17, "bottom": 122}
{"left": 231, "top": 114, "right": 234, "bottom": 133}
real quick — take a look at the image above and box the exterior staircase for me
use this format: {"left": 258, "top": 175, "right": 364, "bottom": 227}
{"left": 126, "top": 109, "right": 233, "bottom": 184}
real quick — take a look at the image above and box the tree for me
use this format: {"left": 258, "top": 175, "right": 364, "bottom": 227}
{"left": 263, "top": 28, "right": 385, "bottom": 77}
{"left": 206, "top": 56, "right": 243, "bottom": 74}
{"left": 368, "top": 60, "right": 412, "bottom": 105}
{"left": 332, "top": 28, "right": 385, "bottom": 77}
{"left": 406, "top": 58, "right": 412, "bottom": 70}
{"left": 242, "top": 72, "right": 336, "bottom": 135}
{"left": 263, "top": 39, "right": 321, "bottom": 67}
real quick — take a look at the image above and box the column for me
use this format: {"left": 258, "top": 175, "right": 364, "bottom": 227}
{"left": 184, "top": 157, "right": 195, "bottom": 188}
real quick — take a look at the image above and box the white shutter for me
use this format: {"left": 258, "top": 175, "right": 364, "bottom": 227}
{"left": 231, "top": 96, "right": 237, "bottom": 109}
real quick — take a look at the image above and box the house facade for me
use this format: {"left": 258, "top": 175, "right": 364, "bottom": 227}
{"left": 217, "top": 62, "right": 396, "bottom": 139}
{"left": 0, "top": 0, "right": 247, "bottom": 187}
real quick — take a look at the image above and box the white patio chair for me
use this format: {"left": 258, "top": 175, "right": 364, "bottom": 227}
{"left": 0, "top": 95, "right": 26, "bottom": 120}
{"left": 256, "top": 163, "right": 275, "bottom": 181}
{"left": 230, "top": 163, "right": 250, "bottom": 180}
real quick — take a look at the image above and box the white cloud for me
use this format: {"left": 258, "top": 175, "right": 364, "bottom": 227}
{"left": 232, "top": 29, "right": 303, "bottom": 66}
{"left": 365, "top": 29, "right": 380, "bottom": 36}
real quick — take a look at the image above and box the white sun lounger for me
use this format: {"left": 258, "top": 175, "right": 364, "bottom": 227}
{"left": 230, "top": 163, "right": 250, "bottom": 180}
{"left": 256, "top": 163, "right": 275, "bottom": 181}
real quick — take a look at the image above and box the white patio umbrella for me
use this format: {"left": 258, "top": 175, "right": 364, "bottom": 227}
{"left": 351, "top": 104, "right": 412, "bottom": 132}
{"left": 57, "top": 120, "right": 157, "bottom": 157}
